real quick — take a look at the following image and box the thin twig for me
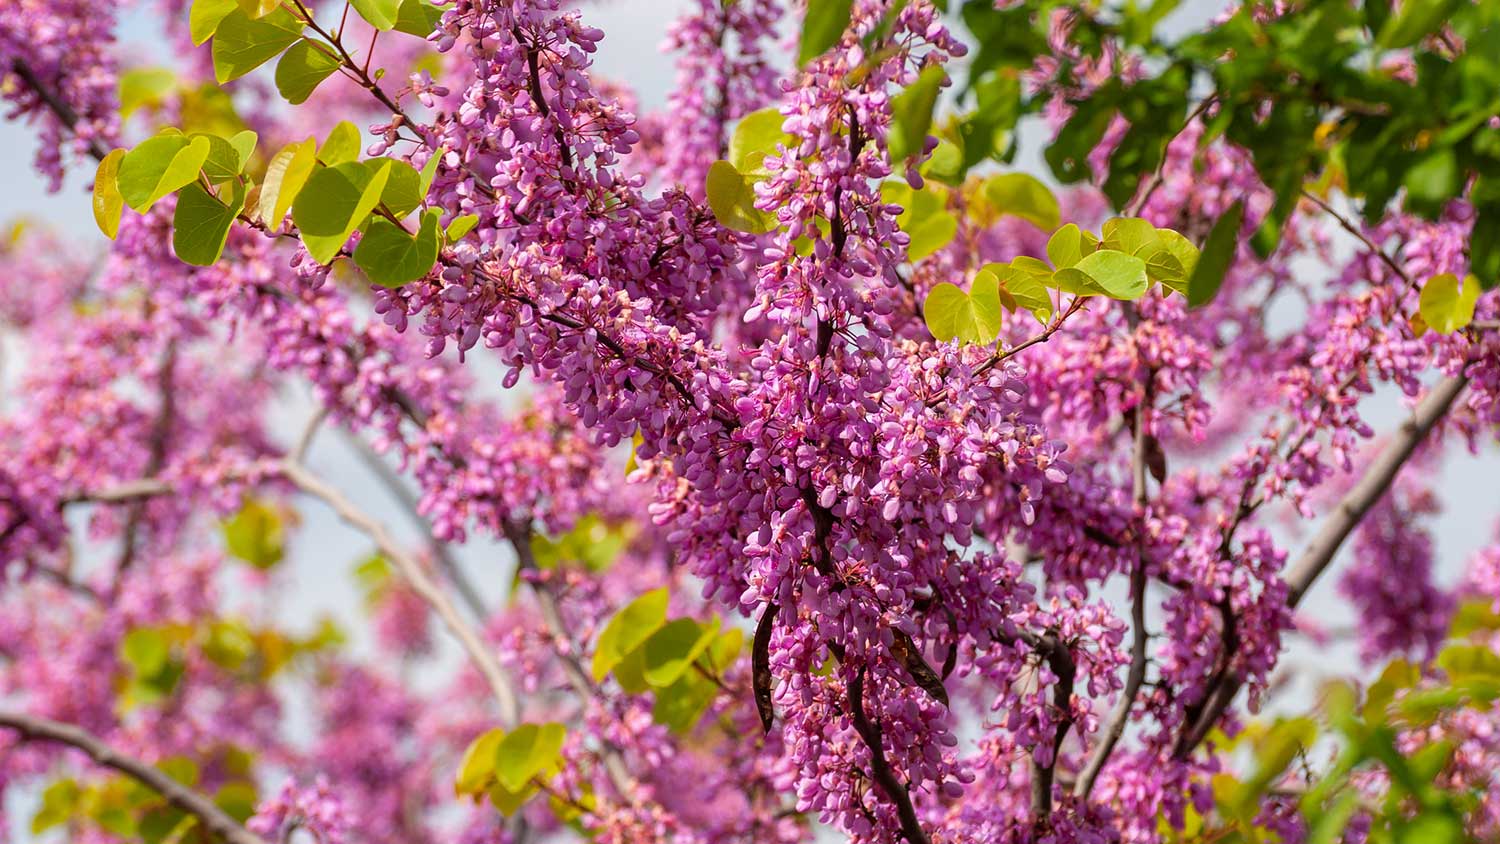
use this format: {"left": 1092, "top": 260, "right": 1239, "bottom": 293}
{"left": 278, "top": 460, "right": 521, "bottom": 725}
{"left": 502, "top": 520, "right": 635, "bottom": 798}
{"left": 346, "top": 436, "right": 487, "bottom": 620}
{"left": 0, "top": 710, "right": 270, "bottom": 844}
{"left": 112, "top": 342, "right": 177, "bottom": 591}
{"left": 1300, "top": 190, "right": 1412, "bottom": 287}
{"left": 1074, "top": 370, "right": 1154, "bottom": 797}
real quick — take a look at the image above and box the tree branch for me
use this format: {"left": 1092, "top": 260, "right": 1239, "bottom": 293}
{"left": 277, "top": 459, "right": 521, "bottom": 726}
{"left": 1175, "top": 373, "right": 1469, "bottom": 755}
{"left": 345, "top": 435, "right": 487, "bottom": 620}
{"left": 1284, "top": 373, "right": 1468, "bottom": 601}
{"left": 112, "top": 341, "right": 177, "bottom": 591}
{"left": 0, "top": 710, "right": 271, "bottom": 844}
{"left": 502, "top": 520, "right": 635, "bottom": 798}
{"left": 1028, "top": 633, "right": 1076, "bottom": 824}
{"left": 9, "top": 59, "right": 111, "bottom": 161}
{"left": 1075, "top": 350, "right": 1155, "bottom": 798}
{"left": 847, "top": 667, "right": 930, "bottom": 844}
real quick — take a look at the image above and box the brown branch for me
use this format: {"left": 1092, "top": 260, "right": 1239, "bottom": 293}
{"left": 10, "top": 59, "right": 111, "bottom": 161}
{"left": 1027, "top": 633, "right": 1076, "bottom": 824}
{"left": 0, "top": 710, "right": 270, "bottom": 844}
{"left": 1300, "top": 190, "right": 1412, "bottom": 287}
{"left": 1175, "top": 373, "right": 1468, "bottom": 756}
{"left": 1075, "top": 346, "right": 1155, "bottom": 798}
{"left": 847, "top": 667, "right": 930, "bottom": 844}
{"left": 1074, "top": 560, "right": 1147, "bottom": 798}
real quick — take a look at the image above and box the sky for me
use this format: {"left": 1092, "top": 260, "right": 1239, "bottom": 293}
{"left": 4, "top": 0, "right": 1500, "bottom": 838}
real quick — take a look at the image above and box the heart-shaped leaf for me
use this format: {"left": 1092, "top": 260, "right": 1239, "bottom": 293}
{"left": 924, "top": 272, "right": 1003, "bottom": 345}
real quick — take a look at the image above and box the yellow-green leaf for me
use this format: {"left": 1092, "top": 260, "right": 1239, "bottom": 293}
{"left": 983, "top": 173, "right": 1060, "bottom": 232}
{"left": 705, "top": 160, "right": 776, "bottom": 234}
{"left": 274, "top": 40, "right": 341, "bottom": 105}
{"left": 923, "top": 272, "right": 1003, "bottom": 345}
{"left": 1418, "top": 272, "right": 1481, "bottom": 334}
{"left": 118, "top": 134, "right": 212, "bottom": 213}
{"left": 455, "top": 728, "right": 504, "bottom": 796}
{"left": 173, "top": 179, "right": 246, "bottom": 266}
{"left": 257, "top": 138, "right": 317, "bottom": 226}
{"left": 592, "top": 587, "right": 669, "bottom": 682}
{"left": 93, "top": 148, "right": 126, "bottom": 240}
{"left": 211, "top": 7, "right": 304, "bottom": 84}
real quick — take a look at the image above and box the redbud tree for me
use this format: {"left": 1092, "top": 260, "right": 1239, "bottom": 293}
{"left": 2, "top": 0, "right": 1500, "bottom": 842}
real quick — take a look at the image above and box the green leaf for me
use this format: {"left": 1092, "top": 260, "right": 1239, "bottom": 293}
{"left": 494, "top": 722, "right": 567, "bottom": 792}
{"left": 292, "top": 160, "right": 393, "bottom": 264}
{"left": 229, "top": 130, "right": 258, "bottom": 165}
{"left": 921, "top": 139, "right": 964, "bottom": 186}
{"left": 983, "top": 173, "right": 1060, "bottom": 232}
{"left": 1075, "top": 249, "right": 1149, "bottom": 300}
{"left": 487, "top": 780, "right": 536, "bottom": 816}
{"left": 319, "top": 121, "right": 362, "bottom": 166}
{"left": 93, "top": 148, "right": 126, "bottom": 240}
{"left": 213, "top": 783, "right": 258, "bottom": 824}
{"left": 173, "top": 179, "right": 246, "bottom": 266}
{"left": 394, "top": 0, "right": 444, "bottom": 37}
{"left": 222, "top": 498, "right": 284, "bottom": 569}
{"left": 531, "top": 513, "right": 633, "bottom": 573}
{"left": 191, "top": 0, "right": 238, "bottom": 46}
{"left": 349, "top": 0, "right": 401, "bottom": 30}
{"left": 194, "top": 132, "right": 248, "bottom": 183}
{"left": 446, "top": 213, "right": 479, "bottom": 242}
{"left": 1395, "top": 813, "right": 1464, "bottom": 844}
{"left": 455, "top": 728, "right": 504, "bottom": 795}
{"left": 212, "top": 7, "right": 304, "bottom": 84}
{"left": 235, "top": 0, "right": 282, "bottom": 18}
{"left": 418, "top": 147, "right": 444, "bottom": 194}
{"left": 118, "top": 134, "right": 212, "bottom": 213}
{"left": 1450, "top": 598, "right": 1500, "bottom": 637}
{"left": 275, "top": 40, "right": 341, "bottom": 105}
{"left": 1437, "top": 643, "right": 1500, "bottom": 678}
{"left": 612, "top": 645, "right": 651, "bottom": 694}
{"left": 257, "top": 138, "right": 317, "bottom": 226}
{"left": 704, "top": 627, "right": 744, "bottom": 674}
{"left": 1147, "top": 228, "right": 1199, "bottom": 292}
{"left": 652, "top": 674, "right": 718, "bottom": 733}
{"left": 353, "top": 211, "right": 440, "bottom": 287}
{"left": 888, "top": 64, "right": 946, "bottom": 162}
{"left": 924, "top": 273, "right": 1003, "bottom": 345}
{"left": 1418, "top": 272, "right": 1481, "bottom": 333}
{"left": 592, "top": 587, "right": 670, "bottom": 682}
{"left": 1187, "top": 200, "right": 1243, "bottom": 308}
{"left": 642, "top": 618, "right": 718, "bottom": 688}
{"left": 984, "top": 262, "right": 1053, "bottom": 323}
{"left": 799, "top": 0, "right": 854, "bottom": 65}
{"left": 378, "top": 160, "right": 425, "bottom": 217}
{"left": 882, "top": 181, "right": 956, "bottom": 261}
{"left": 31, "top": 780, "right": 81, "bottom": 835}
{"left": 119, "top": 68, "right": 177, "bottom": 120}
{"left": 1100, "top": 217, "right": 1160, "bottom": 256}
{"left": 1377, "top": 0, "right": 1462, "bottom": 48}
{"left": 729, "top": 108, "right": 792, "bottom": 174}
{"left": 1046, "top": 223, "right": 1094, "bottom": 269}
{"left": 122, "top": 628, "right": 170, "bottom": 678}
{"left": 705, "top": 160, "right": 776, "bottom": 234}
